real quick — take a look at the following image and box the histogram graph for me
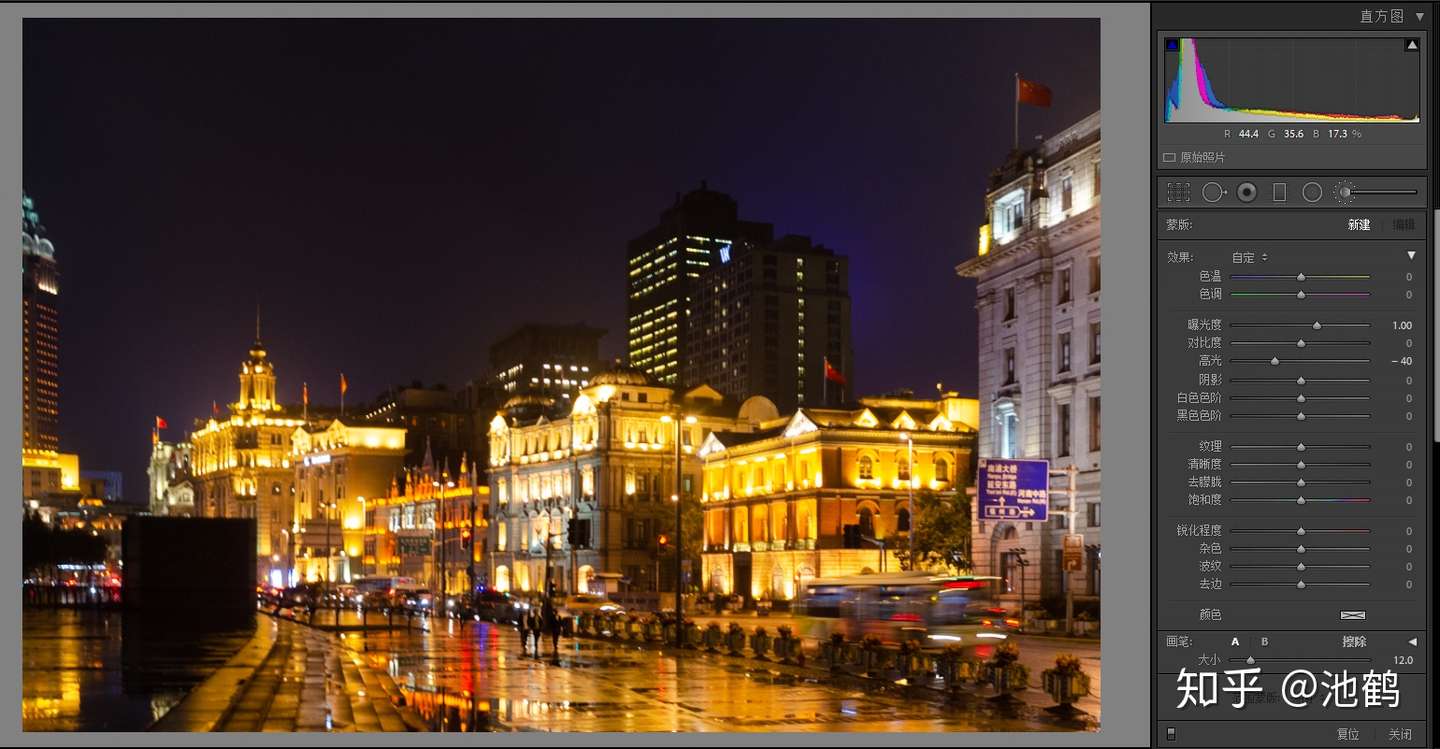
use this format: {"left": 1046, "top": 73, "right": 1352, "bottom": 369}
{"left": 1164, "top": 37, "right": 1421, "bottom": 124}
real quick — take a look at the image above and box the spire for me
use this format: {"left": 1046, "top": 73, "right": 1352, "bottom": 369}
{"left": 255, "top": 302, "right": 262, "bottom": 347}
{"left": 422, "top": 436, "right": 435, "bottom": 475}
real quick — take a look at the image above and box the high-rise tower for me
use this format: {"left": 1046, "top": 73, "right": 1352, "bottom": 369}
{"left": 21, "top": 193, "right": 60, "bottom": 453}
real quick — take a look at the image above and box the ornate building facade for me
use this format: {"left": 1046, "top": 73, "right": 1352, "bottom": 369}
{"left": 188, "top": 334, "right": 305, "bottom": 580}
{"left": 486, "top": 367, "right": 772, "bottom": 599}
{"left": 147, "top": 440, "right": 195, "bottom": 516}
{"left": 289, "top": 417, "right": 407, "bottom": 588}
{"left": 956, "top": 111, "right": 1102, "bottom": 610}
{"left": 698, "top": 393, "right": 978, "bottom": 603}
{"left": 366, "top": 460, "right": 487, "bottom": 597}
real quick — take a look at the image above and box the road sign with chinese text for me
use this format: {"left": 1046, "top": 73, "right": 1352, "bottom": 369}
{"left": 977, "top": 458, "right": 1050, "bottom": 521}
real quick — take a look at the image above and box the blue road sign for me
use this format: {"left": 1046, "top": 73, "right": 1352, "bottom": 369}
{"left": 977, "top": 458, "right": 1050, "bottom": 521}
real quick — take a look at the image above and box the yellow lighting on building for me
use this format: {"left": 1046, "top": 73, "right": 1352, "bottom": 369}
{"left": 978, "top": 223, "right": 992, "bottom": 256}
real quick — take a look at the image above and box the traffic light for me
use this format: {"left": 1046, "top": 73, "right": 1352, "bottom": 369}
{"left": 657, "top": 534, "right": 669, "bottom": 553}
{"left": 460, "top": 527, "right": 473, "bottom": 550}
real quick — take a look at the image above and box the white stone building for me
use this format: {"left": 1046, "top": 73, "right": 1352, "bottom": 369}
{"left": 956, "top": 111, "right": 1102, "bottom": 615}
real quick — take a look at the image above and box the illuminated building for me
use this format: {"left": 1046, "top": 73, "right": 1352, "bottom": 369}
{"left": 627, "top": 183, "right": 774, "bottom": 386}
{"left": 188, "top": 331, "right": 306, "bottom": 581}
{"left": 289, "top": 417, "right": 406, "bottom": 587}
{"left": 956, "top": 111, "right": 1102, "bottom": 608}
{"left": 366, "top": 459, "right": 487, "bottom": 596}
{"left": 21, "top": 192, "right": 60, "bottom": 453}
{"left": 147, "top": 441, "right": 195, "bottom": 516}
{"left": 488, "top": 322, "right": 605, "bottom": 399}
{"left": 698, "top": 393, "right": 978, "bottom": 602}
{"left": 22, "top": 449, "right": 81, "bottom": 516}
{"left": 686, "top": 234, "right": 853, "bottom": 411}
{"left": 363, "top": 382, "right": 476, "bottom": 474}
{"left": 486, "top": 366, "right": 771, "bottom": 597}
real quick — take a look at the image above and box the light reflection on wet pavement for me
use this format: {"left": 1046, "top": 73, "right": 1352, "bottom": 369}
{"left": 344, "top": 617, "right": 1044, "bottom": 732}
{"left": 22, "top": 608, "right": 254, "bottom": 731}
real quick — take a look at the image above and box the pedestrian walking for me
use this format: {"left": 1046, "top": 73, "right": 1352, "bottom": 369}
{"left": 543, "top": 599, "right": 561, "bottom": 661}
{"left": 528, "top": 606, "right": 544, "bottom": 657}
{"left": 518, "top": 603, "right": 531, "bottom": 655}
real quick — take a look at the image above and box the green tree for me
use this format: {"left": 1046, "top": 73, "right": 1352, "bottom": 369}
{"left": 893, "top": 489, "right": 972, "bottom": 574}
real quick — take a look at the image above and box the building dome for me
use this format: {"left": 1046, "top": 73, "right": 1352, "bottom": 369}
{"left": 588, "top": 365, "right": 658, "bottom": 388}
{"left": 502, "top": 393, "right": 556, "bottom": 411}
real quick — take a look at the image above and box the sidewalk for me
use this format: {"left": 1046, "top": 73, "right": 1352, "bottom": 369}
{"left": 154, "top": 614, "right": 427, "bottom": 732}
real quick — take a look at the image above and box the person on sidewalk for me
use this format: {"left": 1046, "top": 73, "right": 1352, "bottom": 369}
{"left": 528, "top": 606, "right": 543, "bottom": 658}
{"left": 518, "top": 603, "right": 531, "bottom": 656}
{"left": 543, "top": 598, "right": 561, "bottom": 662}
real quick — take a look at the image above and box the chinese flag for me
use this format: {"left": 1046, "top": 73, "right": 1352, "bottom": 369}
{"left": 824, "top": 357, "right": 846, "bottom": 386}
{"left": 340, "top": 373, "right": 348, "bottom": 397}
{"left": 1017, "top": 77, "right": 1052, "bottom": 107}
{"left": 302, "top": 382, "right": 309, "bottom": 407}
{"left": 155, "top": 416, "right": 168, "bottom": 430}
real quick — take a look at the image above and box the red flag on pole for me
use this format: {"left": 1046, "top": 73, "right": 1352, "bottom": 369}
{"left": 155, "top": 416, "right": 168, "bottom": 430}
{"left": 339, "top": 373, "right": 348, "bottom": 397}
{"left": 1017, "top": 76, "right": 1053, "bottom": 107}
{"left": 824, "top": 357, "right": 846, "bottom": 386}
{"left": 303, "top": 382, "right": 309, "bottom": 407}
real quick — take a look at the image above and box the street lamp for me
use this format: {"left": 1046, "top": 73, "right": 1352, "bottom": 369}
{"left": 898, "top": 432, "right": 914, "bottom": 568}
{"left": 660, "top": 411, "right": 697, "bottom": 647}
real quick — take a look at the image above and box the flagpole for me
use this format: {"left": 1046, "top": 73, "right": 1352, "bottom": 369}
{"left": 1014, "top": 72, "right": 1020, "bottom": 151}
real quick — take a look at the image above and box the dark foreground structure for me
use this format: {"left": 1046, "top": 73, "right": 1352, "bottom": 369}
{"left": 122, "top": 516, "right": 256, "bottom": 617}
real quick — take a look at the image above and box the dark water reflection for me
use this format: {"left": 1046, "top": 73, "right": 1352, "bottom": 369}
{"left": 22, "top": 608, "right": 254, "bottom": 731}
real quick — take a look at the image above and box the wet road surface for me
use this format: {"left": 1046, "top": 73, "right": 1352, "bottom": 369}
{"left": 339, "top": 616, "right": 1062, "bottom": 732}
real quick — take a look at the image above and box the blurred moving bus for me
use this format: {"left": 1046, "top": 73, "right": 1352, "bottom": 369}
{"left": 792, "top": 571, "right": 1018, "bottom": 649}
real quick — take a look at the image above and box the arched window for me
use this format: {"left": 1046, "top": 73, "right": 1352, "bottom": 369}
{"left": 897, "top": 507, "right": 911, "bottom": 533}
{"left": 858, "top": 455, "right": 874, "bottom": 480}
{"left": 897, "top": 458, "right": 911, "bottom": 481}
{"left": 858, "top": 508, "right": 875, "bottom": 537}
{"left": 934, "top": 458, "right": 949, "bottom": 483}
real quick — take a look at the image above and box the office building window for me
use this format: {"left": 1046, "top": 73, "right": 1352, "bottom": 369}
{"left": 1004, "top": 348, "right": 1017, "bottom": 385}
{"left": 897, "top": 458, "right": 910, "bottom": 481}
{"left": 1089, "top": 396, "right": 1102, "bottom": 451}
{"left": 1090, "top": 322, "right": 1101, "bottom": 364}
{"left": 1058, "top": 332, "right": 1072, "bottom": 374}
{"left": 1057, "top": 403, "right": 1072, "bottom": 457}
{"left": 1089, "top": 255, "right": 1101, "bottom": 293}
{"left": 1087, "top": 502, "right": 1101, "bottom": 528}
{"left": 1003, "top": 287, "right": 1016, "bottom": 321}
{"left": 858, "top": 456, "right": 874, "bottom": 480}
{"left": 1061, "top": 173, "right": 1073, "bottom": 211}
{"left": 1058, "top": 268, "right": 1071, "bottom": 304}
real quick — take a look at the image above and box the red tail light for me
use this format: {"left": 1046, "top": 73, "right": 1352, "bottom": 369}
{"left": 890, "top": 613, "right": 921, "bottom": 622}
{"left": 1004, "top": 618, "right": 1021, "bottom": 628}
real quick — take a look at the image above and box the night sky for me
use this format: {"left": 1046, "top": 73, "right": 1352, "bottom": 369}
{"left": 23, "top": 18, "right": 1098, "bottom": 502}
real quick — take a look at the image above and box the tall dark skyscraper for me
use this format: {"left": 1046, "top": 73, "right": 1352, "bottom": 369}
{"left": 21, "top": 193, "right": 61, "bottom": 453}
{"left": 626, "top": 184, "right": 773, "bottom": 387}
{"left": 686, "top": 234, "right": 852, "bottom": 411}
